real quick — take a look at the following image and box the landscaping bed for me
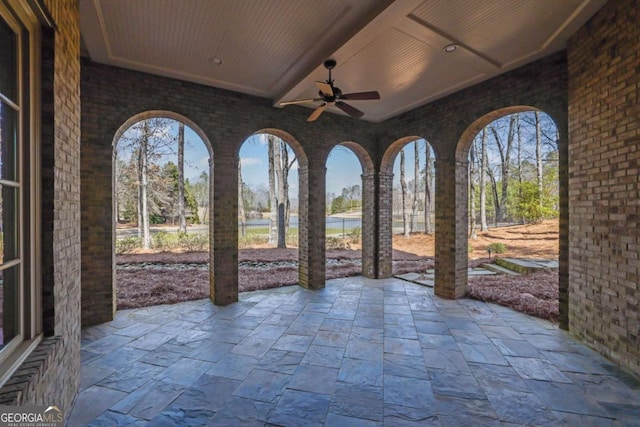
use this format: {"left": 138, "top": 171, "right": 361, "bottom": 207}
{"left": 116, "top": 248, "right": 434, "bottom": 309}
{"left": 116, "top": 220, "right": 560, "bottom": 321}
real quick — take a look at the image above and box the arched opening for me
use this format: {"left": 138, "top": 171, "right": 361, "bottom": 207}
{"left": 380, "top": 137, "right": 436, "bottom": 280}
{"left": 324, "top": 142, "right": 373, "bottom": 278}
{"left": 236, "top": 129, "right": 306, "bottom": 293}
{"left": 458, "top": 108, "right": 562, "bottom": 323}
{"left": 112, "top": 111, "right": 213, "bottom": 310}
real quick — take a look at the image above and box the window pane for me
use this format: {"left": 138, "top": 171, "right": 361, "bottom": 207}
{"left": 0, "top": 102, "right": 18, "bottom": 181}
{"left": 0, "top": 264, "right": 20, "bottom": 349}
{"left": 0, "top": 184, "right": 19, "bottom": 264}
{"left": 0, "top": 18, "right": 17, "bottom": 102}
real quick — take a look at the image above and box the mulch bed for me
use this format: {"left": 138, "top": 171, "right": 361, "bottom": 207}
{"left": 116, "top": 249, "right": 559, "bottom": 323}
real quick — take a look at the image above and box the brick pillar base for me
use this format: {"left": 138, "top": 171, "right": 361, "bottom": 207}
{"left": 434, "top": 157, "right": 467, "bottom": 299}
{"left": 377, "top": 173, "right": 393, "bottom": 278}
{"left": 298, "top": 163, "right": 325, "bottom": 289}
{"left": 211, "top": 153, "right": 238, "bottom": 305}
{"left": 361, "top": 173, "right": 376, "bottom": 278}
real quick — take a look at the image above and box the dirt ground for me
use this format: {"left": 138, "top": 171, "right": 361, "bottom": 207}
{"left": 391, "top": 220, "right": 559, "bottom": 259}
{"left": 116, "top": 220, "right": 560, "bottom": 322}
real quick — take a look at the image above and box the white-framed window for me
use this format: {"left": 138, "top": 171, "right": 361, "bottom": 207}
{"left": 0, "top": 0, "right": 42, "bottom": 386}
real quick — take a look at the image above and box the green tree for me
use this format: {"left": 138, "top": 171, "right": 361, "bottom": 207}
{"left": 184, "top": 179, "right": 200, "bottom": 224}
{"left": 191, "top": 171, "right": 209, "bottom": 224}
{"left": 331, "top": 196, "right": 347, "bottom": 214}
{"left": 514, "top": 181, "right": 545, "bottom": 223}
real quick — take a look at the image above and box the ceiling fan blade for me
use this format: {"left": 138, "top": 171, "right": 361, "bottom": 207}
{"left": 315, "top": 81, "right": 333, "bottom": 97}
{"left": 307, "top": 103, "right": 326, "bottom": 122}
{"left": 340, "top": 91, "right": 380, "bottom": 101}
{"left": 280, "top": 98, "right": 323, "bottom": 106}
{"left": 336, "top": 101, "right": 364, "bottom": 119}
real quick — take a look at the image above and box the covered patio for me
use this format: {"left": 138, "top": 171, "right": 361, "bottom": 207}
{"left": 1, "top": 0, "right": 638, "bottom": 422}
{"left": 69, "top": 277, "right": 638, "bottom": 426}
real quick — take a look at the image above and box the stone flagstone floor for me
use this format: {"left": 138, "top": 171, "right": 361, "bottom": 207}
{"left": 69, "top": 277, "right": 639, "bottom": 426}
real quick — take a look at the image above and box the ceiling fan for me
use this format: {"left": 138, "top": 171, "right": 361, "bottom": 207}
{"left": 280, "top": 59, "right": 380, "bottom": 122}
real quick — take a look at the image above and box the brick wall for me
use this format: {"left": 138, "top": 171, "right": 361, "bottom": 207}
{"left": 81, "top": 51, "right": 569, "bottom": 325}
{"left": 567, "top": 0, "right": 640, "bottom": 376}
{"left": 0, "top": 0, "right": 81, "bottom": 416}
{"left": 80, "top": 61, "right": 378, "bottom": 323}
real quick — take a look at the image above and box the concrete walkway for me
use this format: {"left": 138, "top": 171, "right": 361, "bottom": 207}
{"left": 69, "top": 277, "right": 639, "bottom": 426}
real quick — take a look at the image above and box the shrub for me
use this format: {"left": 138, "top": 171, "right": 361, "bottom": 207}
{"left": 326, "top": 237, "right": 348, "bottom": 250}
{"left": 348, "top": 226, "right": 361, "bottom": 244}
{"left": 514, "top": 181, "right": 557, "bottom": 224}
{"left": 286, "top": 228, "right": 298, "bottom": 247}
{"left": 116, "top": 237, "right": 141, "bottom": 254}
{"left": 487, "top": 242, "right": 507, "bottom": 254}
{"left": 238, "top": 233, "right": 269, "bottom": 248}
{"left": 152, "top": 231, "right": 180, "bottom": 250}
{"left": 178, "top": 232, "right": 208, "bottom": 252}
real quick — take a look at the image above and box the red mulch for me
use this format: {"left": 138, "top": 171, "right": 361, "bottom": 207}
{"left": 116, "top": 269, "right": 210, "bottom": 309}
{"left": 116, "top": 249, "right": 559, "bottom": 323}
{"left": 117, "top": 248, "right": 422, "bottom": 264}
{"left": 467, "top": 269, "right": 559, "bottom": 323}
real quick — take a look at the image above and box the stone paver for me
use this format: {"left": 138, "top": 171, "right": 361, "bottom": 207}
{"left": 69, "top": 277, "right": 640, "bottom": 426}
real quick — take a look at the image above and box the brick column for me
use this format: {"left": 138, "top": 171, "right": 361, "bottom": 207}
{"left": 361, "top": 173, "right": 376, "bottom": 278}
{"left": 211, "top": 153, "right": 238, "bottom": 305}
{"left": 557, "top": 126, "right": 569, "bottom": 330}
{"left": 377, "top": 172, "right": 393, "bottom": 278}
{"left": 298, "top": 163, "right": 326, "bottom": 289}
{"left": 434, "top": 156, "right": 467, "bottom": 299}
{"left": 81, "top": 134, "right": 115, "bottom": 326}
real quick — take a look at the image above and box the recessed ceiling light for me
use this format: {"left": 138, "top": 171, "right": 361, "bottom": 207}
{"left": 210, "top": 57, "right": 223, "bottom": 65}
{"left": 443, "top": 44, "right": 458, "bottom": 53}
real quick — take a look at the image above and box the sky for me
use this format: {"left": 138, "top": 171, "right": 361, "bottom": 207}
{"left": 239, "top": 135, "right": 427, "bottom": 196}
{"left": 162, "top": 130, "right": 374, "bottom": 196}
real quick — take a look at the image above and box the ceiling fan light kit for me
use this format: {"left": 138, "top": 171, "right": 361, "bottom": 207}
{"left": 280, "top": 59, "right": 380, "bottom": 122}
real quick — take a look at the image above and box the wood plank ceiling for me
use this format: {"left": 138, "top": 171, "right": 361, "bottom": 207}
{"left": 80, "top": 0, "right": 607, "bottom": 122}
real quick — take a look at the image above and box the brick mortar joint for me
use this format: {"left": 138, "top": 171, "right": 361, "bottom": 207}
{"left": 0, "top": 336, "right": 63, "bottom": 404}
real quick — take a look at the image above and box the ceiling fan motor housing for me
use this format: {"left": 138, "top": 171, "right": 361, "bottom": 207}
{"left": 319, "top": 86, "right": 342, "bottom": 101}
{"left": 280, "top": 58, "right": 380, "bottom": 121}
{"left": 324, "top": 59, "right": 337, "bottom": 70}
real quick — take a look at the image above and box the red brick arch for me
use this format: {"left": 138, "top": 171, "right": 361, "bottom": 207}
{"left": 453, "top": 106, "right": 565, "bottom": 322}
{"left": 377, "top": 136, "right": 434, "bottom": 278}
{"left": 111, "top": 110, "right": 216, "bottom": 308}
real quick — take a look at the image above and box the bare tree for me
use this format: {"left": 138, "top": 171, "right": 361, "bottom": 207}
{"left": 177, "top": 122, "right": 186, "bottom": 233}
{"left": 424, "top": 143, "right": 434, "bottom": 234}
{"left": 469, "top": 144, "right": 477, "bottom": 239}
{"left": 516, "top": 114, "right": 525, "bottom": 223}
{"left": 486, "top": 167, "right": 500, "bottom": 226}
{"left": 117, "top": 118, "right": 176, "bottom": 249}
{"left": 274, "top": 139, "right": 286, "bottom": 248}
{"left": 267, "top": 135, "right": 278, "bottom": 245}
{"left": 489, "top": 114, "right": 516, "bottom": 223}
{"left": 535, "top": 111, "right": 543, "bottom": 203}
{"left": 479, "top": 128, "right": 488, "bottom": 231}
{"left": 400, "top": 148, "right": 409, "bottom": 237}
{"left": 279, "top": 139, "right": 294, "bottom": 229}
{"left": 411, "top": 140, "right": 420, "bottom": 232}
{"left": 238, "top": 158, "right": 246, "bottom": 237}
{"left": 266, "top": 135, "right": 296, "bottom": 247}
{"left": 137, "top": 121, "right": 151, "bottom": 248}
